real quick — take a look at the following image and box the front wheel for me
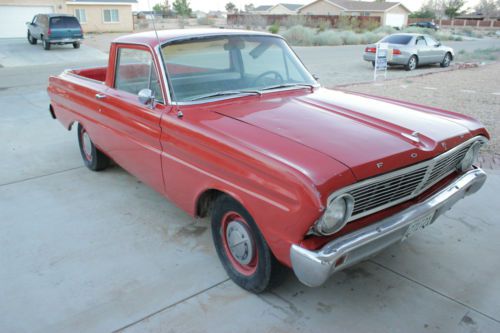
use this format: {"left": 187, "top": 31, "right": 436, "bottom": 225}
{"left": 77, "top": 124, "right": 110, "bottom": 171}
{"left": 73, "top": 42, "right": 80, "bottom": 49}
{"left": 43, "top": 38, "right": 51, "bottom": 50}
{"left": 211, "top": 195, "right": 285, "bottom": 293}
{"left": 405, "top": 55, "right": 417, "bottom": 71}
{"left": 440, "top": 52, "right": 452, "bottom": 68}
{"left": 27, "top": 31, "right": 37, "bottom": 45}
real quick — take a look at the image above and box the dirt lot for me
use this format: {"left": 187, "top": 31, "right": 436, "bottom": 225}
{"left": 344, "top": 63, "right": 500, "bottom": 169}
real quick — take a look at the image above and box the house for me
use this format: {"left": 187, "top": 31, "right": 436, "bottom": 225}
{"left": 0, "top": 0, "right": 136, "bottom": 38}
{"left": 268, "top": 3, "right": 302, "bottom": 15}
{"left": 298, "top": 0, "right": 411, "bottom": 28}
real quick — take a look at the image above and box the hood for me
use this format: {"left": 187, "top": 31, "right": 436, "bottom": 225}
{"left": 212, "top": 88, "right": 478, "bottom": 180}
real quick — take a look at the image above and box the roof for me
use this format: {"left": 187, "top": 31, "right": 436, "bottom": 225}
{"left": 279, "top": 3, "right": 303, "bottom": 11}
{"left": 254, "top": 5, "right": 273, "bottom": 11}
{"left": 113, "top": 29, "right": 275, "bottom": 48}
{"left": 67, "top": 0, "right": 137, "bottom": 3}
{"left": 300, "top": 0, "right": 410, "bottom": 13}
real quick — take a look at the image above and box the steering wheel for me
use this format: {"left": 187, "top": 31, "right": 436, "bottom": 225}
{"left": 252, "top": 70, "right": 284, "bottom": 86}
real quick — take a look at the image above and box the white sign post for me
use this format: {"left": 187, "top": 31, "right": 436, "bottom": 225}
{"left": 374, "top": 42, "right": 389, "bottom": 81}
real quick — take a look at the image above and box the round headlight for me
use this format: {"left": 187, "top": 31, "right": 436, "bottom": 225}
{"left": 315, "top": 194, "right": 354, "bottom": 235}
{"left": 458, "top": 141, "right": 482, "bottom": 172}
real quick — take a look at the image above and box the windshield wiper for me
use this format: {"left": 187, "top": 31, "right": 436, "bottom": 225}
{"left": 188, "top": 90, "right": 261, "bottom": 101}
{"left": 260, "top": 83, "right": 315, "bottom": 91}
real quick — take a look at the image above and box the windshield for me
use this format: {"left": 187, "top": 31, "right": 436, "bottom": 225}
{"left": 380, "top": 34, "right": 413, "bottom": 45}
{"left": 161, "top": 35, "right": 316, "bottom": 102}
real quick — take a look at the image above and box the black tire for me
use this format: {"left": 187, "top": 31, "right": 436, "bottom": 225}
{"left": 73, "top": 42, "right": 80, "bottom": 49}
{"left": 27, "top": 31, "right": 37, "bottom": 45}
{"left": 211, "top": 195, "right": 286, "bottom": 293}
{"left": 371, "top": 61, "right": 375, "bottom": 68}
{"left": 405, "top": 55, "right": 417, "bottom": 71}
{"left": 77, "top": 124, "right": 110, "bottom": 171}
{"left": 43, "top": 38, "right": 51, "bottom": 50}
{"left": 440, "top": 52, "right": 452, "bottom": 68}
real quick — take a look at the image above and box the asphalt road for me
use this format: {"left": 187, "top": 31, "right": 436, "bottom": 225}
{"left": 1, "top": 38, "right": 500, "bottom": 333}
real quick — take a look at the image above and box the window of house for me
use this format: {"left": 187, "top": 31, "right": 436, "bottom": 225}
{"left": 103, "top": 9, "right": 119, "bottom": 23}
{"left": 75, "top": 9, "right": 87, "bottom": 23}
{"left": 115, "top": 48, "right": 164, "bottom": 104}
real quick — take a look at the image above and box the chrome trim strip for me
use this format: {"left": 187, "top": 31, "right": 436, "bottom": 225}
{"left": 327, "top": 136, "right": 488, "bottom": 223}
{"left": 291, "top": 167, "right": 487, "bottom": 287}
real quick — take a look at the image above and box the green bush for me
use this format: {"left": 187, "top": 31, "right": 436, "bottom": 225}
{"left": 359, "top": 31, "right": 379, "bottom": 44}
{"left": 340, "top": 30, "right": 361, "bottom": 45}
{"left": 373, "top": 25, "right": 397, "bottom": 34}
{"left": 268, "top": 22, "right": 280, "bottom": 34}
{"left": 313, "top": 31, "right": 343, "bottom": 46}
{"left": 281, "top": 25, "right": 316, "bottom": 46}
{"left": 316, "top": 19, "right": 332, "bottom": 32}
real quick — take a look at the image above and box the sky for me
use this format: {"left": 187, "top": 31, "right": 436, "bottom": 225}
{"left": 135, "top": 0, "right": 481, "bottom": 13}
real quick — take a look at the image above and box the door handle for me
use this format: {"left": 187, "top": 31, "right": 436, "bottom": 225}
{"left": 95, "top": 93, "right": 106, "bottom": 100}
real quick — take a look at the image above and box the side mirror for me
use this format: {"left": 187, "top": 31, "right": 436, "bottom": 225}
{"left": 313, "top": 74, "right": 319, "bottom": 81}
{"left": 138, "top": 88, "right": 155, "bottom": 107}
{"left": 435, "top": 41, "right": 441, "bottom": 47}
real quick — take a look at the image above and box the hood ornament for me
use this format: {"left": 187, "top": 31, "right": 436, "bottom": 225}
{"left": 401, "top": 131, "right": 420, "bottom": 143}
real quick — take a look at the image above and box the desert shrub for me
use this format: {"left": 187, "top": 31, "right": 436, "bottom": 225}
{"left": 340, "top": 30, "right": 361, "bottom": 45}
{"left": 360, "top": 19, "right": 380, "bottom": 31}
{"left": 453, "top": 36, "right": 463, "bottom": 41}
{"left": 197, "top": 17, "right": 214, "bottom": 25}
{"left": 268, "top": 22, "right": 280, "bottom": 34}
{"left": 281, "top": 25, "right": 316, "bottom": 46}
{"left": 313, "top": 30, "right": 342, "bottom": 46}
{"left": 335, "top": 15, "right": 351, "bottom": 30}
{"left": 358, "top": 31, "right": 379, "bottom": 44}
{"left": 373, "top": 25, "right": 398, "bottom": 34}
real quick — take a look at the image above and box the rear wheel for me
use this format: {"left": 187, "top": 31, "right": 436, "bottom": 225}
{"left": 73, "top": 42, "right": 80, "bottom": 49}
{"left": 77, "top": 124, "right": 110, "bottom": 171}
{"left": 27, "top": 31, "right": 37, "bottom": 45}
{"left": 405, "top": 55, "right": 417, "bottom": 71}
{"left": 211, "top": 195, "right": 286, "bottom": 293}
{"left": 440, "top": 52, "right": 451, "bottom": 68}
{"left": 371, "top": 61, "right": 375, "bottom": 68}
{"left": 43, "top": 38, "right": 51, "bottom": 50}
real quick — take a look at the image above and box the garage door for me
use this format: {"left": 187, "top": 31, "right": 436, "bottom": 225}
{"left": 0, "top": 6, "right": 54, "bottom": 38}
{"left": 385, "top": 13, "right": 405, "bottom": 29}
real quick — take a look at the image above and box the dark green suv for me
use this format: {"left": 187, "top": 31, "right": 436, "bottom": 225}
{"left": 27, "top": 14, "right": 84, "bottom": 50}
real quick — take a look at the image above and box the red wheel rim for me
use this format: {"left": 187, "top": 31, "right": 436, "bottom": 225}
{"left": 221, "top": 211, "right": 258, "bottom": 276}
{"left": 80, "top": 128, "right": 93, "bottom": 162}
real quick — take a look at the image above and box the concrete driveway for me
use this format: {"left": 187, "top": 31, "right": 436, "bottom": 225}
{"left": 0, "top": 38, "right": 108, "bottom": 68}
{"left": 1, "top": 44, "right": 500, "bottom": 333}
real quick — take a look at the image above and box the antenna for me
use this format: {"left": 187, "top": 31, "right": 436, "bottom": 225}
{"left": 147, "top": 0, "right": 180, "bottom": 114}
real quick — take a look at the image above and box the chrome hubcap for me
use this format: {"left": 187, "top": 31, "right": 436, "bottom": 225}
{"left": 226, "top": 220, "right": 254, "bottom": 265}
{"left": 82, "top": 131, "right": 92, "bottom": 158}
{"left": 410, "top": 58, "right": 416, "bottom": 69}
{"left": 445, "top": 55, "right": 450, "bottom": 65}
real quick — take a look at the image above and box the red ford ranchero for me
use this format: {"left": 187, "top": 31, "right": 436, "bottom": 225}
{"left": 47, "top": 29, "right": 489, "bottom": 293}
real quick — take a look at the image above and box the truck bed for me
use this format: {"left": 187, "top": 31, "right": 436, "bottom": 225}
{"left": 69, "top": 66, "right": 107, "bottom": 82}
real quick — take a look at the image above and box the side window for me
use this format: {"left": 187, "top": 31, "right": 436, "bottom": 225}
{"left": 115, "top": 48, "right": 164, "bottom": 104}
{"left": 32, "top": 15, "right": 38, "bottom": 24}
{"left": 424, "top": 36, "right": 438, "bottom": 46}
{"left": 416, "top": 37, "right": 427, "bottom": 46}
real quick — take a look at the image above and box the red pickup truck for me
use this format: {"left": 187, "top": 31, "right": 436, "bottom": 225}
{"left": 48, "top": 29, "right": 489, "bottom": 293}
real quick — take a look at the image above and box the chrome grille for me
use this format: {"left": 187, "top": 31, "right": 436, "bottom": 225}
{"left": 326, "top": 137, "right": 486, "bottom": 223}
{"left": 351, "top": 167, "right": 427, "bottom": 215}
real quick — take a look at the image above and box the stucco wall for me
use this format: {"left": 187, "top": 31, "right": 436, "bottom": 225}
{"left": 67, "top": 4, "right": 133, "bottom": 32}
{"left": 298, "top": 1, "right": 343, "bottom": 15}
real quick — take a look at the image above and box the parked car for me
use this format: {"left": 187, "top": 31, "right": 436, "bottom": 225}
{"left": 409, "top": 21, "right": 440, "bottom": 30}
{"left": 363, "top": 33, "right": 454, "bottom": 71}
{"left": 48, "top": 30, "right": 488, "bottom": 293}
{"left": 26, "top": 13, "right": 83, "bottom": 50}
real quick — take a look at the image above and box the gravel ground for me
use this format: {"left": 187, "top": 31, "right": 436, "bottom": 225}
{"left": 344, "top": 63, "right": 500, "bottom": 169}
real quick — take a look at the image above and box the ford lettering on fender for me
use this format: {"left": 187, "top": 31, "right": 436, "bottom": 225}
{"left": 47, "top": 30, "right": 489, "bottom": 293}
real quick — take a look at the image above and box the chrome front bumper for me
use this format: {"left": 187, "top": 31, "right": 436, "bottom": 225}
{"left": 290, "top": 167, "right": 487, "bottom": 287}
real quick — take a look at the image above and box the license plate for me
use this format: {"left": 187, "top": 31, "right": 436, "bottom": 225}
{"left": 402, "top": 212, "right": 435, "bottom": 241}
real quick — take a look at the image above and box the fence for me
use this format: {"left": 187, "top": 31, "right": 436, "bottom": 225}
{"left": 227, "top": 14, "right": 380, "bottom": 29}
{"left": 408, "top": 17, "right": 500, "bottom": 28}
